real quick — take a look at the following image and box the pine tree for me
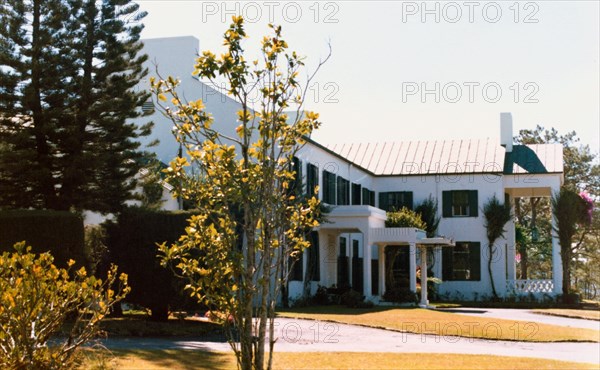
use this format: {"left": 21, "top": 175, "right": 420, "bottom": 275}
{"left": 0, "top": 0, "right": 152, "bottom": 213}
{"left": 0, "top": 0, "right": 72, "bottom": 209}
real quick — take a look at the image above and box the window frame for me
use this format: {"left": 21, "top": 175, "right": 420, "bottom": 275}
{"left": 378, "top": 191, "right": 413, "bottom": 211}
{"left": 442, "top": 241, "right": 481, "bottom": 281}
{"left": 442, "top": 190, "right": 479, "bottom": 218}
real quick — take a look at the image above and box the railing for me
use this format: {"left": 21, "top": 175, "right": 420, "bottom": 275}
{"left": 506, "top": 279, "right": 554, "bottom": 294}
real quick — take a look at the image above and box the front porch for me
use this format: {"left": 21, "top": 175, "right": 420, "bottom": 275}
{"left": 504, "top": 175, "right": 563, "bottom": 297}
{"left": 314, "top": 205, "right": 453, "bottom": 307}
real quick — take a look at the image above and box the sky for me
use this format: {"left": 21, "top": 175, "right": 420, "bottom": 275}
{"left": 136, "top": 1, "right": 600, "bottom": 155}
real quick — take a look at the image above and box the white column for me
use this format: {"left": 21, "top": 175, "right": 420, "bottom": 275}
{"left": 552, "top": 215, "right": 563, "bottom": 294}
{"left": 419, "top": 246, "right": 429, "bottom": 307}
{"left": 409, "top": 242, "right": 417, "bottom": 292}
{"left": 433, "top": 247, "right": 442, "bottom": 279}
{"left": 363, "top": 240, "right": 372, "bottom": 298}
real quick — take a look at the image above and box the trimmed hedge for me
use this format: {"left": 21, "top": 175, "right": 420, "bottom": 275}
{"left": 0, "top": 210, "right": 85, "bottom": 267}
{"left": 104, "top": 207, "right": 199, "bottom": 321}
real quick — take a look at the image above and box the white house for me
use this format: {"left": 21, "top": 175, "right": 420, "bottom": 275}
{"left": 135, "top": 36, "right": 564, "bottom": 305}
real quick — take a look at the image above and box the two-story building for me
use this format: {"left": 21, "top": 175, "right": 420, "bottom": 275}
{"left": 136, "top": 36, "right": 564, "bottom": 305}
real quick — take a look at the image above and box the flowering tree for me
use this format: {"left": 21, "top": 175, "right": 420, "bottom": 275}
{"left": 153, "top": 17, "right": 327, "bottom": 370}
{"left": 0, "top": 242, "right": 129, "bottom": 369}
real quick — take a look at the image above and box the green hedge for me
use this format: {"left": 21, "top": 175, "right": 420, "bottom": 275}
{"left": 0, "top": 210, "right": 85, "bottom": 267}
{"left": 104, "top": 207, "right": 199, "bottom": 321}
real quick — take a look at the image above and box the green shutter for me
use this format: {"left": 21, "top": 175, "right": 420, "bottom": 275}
{"left": 290, "top": 253, "right": 303, "bottom": 281}
{"left": 469, "top": 190, "right": 479, "bottom": 217}
{"left": 469, "top": 242, "right": 481, "bottom": 281}
{"left": 329, "top": 173, "right": 337, "bottom": 204}
{"left": 292, "top": 157, "right": 302, "bottom": 194}
{"left": 307, "top": 164, "right": 318, "bottom": 197}
{"left": 323, "top": 171, "right": 336, "bottom": 204}
{"left": 442, "top": 247, "right": 453, "bottom": 280}
{"left": 404, "top": 191, "right": 413, "bottom": 210}
{"left": 442, "top": 191, "right": 452, "bottom": 217}
{"left": 309, "top": 231, "right": 320, "bottom": 281}
{"left": 379, "top": 192, "right": 389, "bottom": 211}
{"left": 352, "top": 183, "right": 361, "bottom": 205}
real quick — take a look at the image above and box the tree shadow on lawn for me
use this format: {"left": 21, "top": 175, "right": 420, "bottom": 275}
{"left": 115, "top": 349, "right": 235, "bottom": 370}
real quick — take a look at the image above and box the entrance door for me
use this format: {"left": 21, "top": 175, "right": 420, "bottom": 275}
{"left": 384, "top": 246, "right": 410, "bottom": 292}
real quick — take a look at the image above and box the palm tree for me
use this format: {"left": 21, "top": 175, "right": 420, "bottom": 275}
{"left": 483, "top": 195, "right": 512, "bottom": 299}
{"left": 551, "top": 187, "right": 587, "bottom": 298}
{"left": 415, "top": 195, "right": 441, "bottom": 238}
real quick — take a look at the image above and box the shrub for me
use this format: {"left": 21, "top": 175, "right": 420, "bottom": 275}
{"left": 385, "top": 207, "right": 427, "bottom": 229}
{"left": 0, "top": 242, "right": 128, "bottom": 369}
{"left": 0, "top": 210, "right": 85, "bottom": 268}
{"left": 383, "top": 287, "right": 417, "bottom": 304}
{"left": 103, "top": 207, "right": 200, "bottom": 321}
{"left": 340, "top": 289, "right": 363, "bottom": 308}
{"left": 340, "top": 289, "right": 373, "bottom": 308}
{"left": 312, "top": 285, "right": 330, "bottom": 305}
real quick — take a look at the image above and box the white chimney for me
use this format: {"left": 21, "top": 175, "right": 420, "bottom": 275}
{"left": 500, "top": 112, "right": 513, "bottom": 152}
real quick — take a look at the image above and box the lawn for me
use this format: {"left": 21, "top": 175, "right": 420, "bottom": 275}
{"left": 278, "top": 306, "right": 600, "bottom": 342}
{"left": 532, "top": 309, "right": 600, "bottom": 321}
{"left": 81, "top": 350, "right": 598, "bottom": 369}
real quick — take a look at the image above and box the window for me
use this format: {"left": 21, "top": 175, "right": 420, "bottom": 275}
{"left": 337, "top": 177, "right": 350, "bottom": 205}
{"left": 442, "top": 242, "right": 481, "bottom": 281}
{"left": 307, "top": 163, "right": 319, "bottom": 197}
{"left": 352, "top": 183, "right": 362, "bottom": 205}
{"left": 379, "top": 191, "right": 413, "bottom": 211}
{"left": 362, "top": 188, "right": 375, "bottom": 206}
{"left": 442, "top": 190, "right": 478, "bottom": 217}
{"left": 142, "top": 99, "right": 155, "bottom": 114}
{"left": 323, "top": 170, "right": 336, "bottom": 204}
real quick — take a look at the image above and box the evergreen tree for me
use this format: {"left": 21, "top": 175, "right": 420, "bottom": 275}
{"left": 0, "top": 0, "right": 152, "bottom": 213}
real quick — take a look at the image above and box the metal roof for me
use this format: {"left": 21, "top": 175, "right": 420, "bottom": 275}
{"left": 503, "top": 143, "right": 564, "bottom": 174}
{"left": 320, "top": 139, "right": 562, "bottom": 176}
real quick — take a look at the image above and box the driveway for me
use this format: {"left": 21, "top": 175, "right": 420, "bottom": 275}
{"left": 435, "top": 307, "right": 600, "bottom": 330}
{"left": 100, "top": 316, "right": 600, "bottom": 365}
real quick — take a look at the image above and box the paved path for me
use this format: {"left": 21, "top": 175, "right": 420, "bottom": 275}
{"left": 101, "top": 316, "right": 600, "bottom": 364}
{"left": 435, "top": 307, "right": 600, "bottom": 330}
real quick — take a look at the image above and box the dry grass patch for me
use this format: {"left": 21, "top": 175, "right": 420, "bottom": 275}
{"left": 532, "top": 309, "right": 600, "bottom": 321}
{"left": 278, "top": 306, "right": 600, "bottom": 342}
{"left": 81, "top": 350, "right": 598, "bottom": 370}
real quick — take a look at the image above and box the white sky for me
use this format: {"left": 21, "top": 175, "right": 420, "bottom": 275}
{"left": 137, "top": 1, "right": 599, "bottom": 154}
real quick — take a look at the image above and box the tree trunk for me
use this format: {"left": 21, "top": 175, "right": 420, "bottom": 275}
{"left": 561, "top": 238, "right": 571, "bottom": 297}
{"left": 31, "top": 0, "right": 58, "bottom": 209}
{"left": 488, "top": 242, "right": 498, "bottom": 298}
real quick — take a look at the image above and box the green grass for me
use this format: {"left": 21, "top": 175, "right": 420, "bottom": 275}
{"left": 80, "top": 350, "right": 598, "bottom": 370}
{"left": 278, "top": 305, "right": 600, "bottom": 342}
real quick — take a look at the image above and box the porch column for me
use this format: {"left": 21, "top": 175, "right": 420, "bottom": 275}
{"left": 419, "top": 246, "right": 428, "bottom": 307}
{"left": 409, "top": 242, "right": 417, "bottom": 292}
{"left": 363, "top": 241, "right": 372, "bottom": 298}
{"left": 552, "top": 214, "right": 563, "bottom": 294}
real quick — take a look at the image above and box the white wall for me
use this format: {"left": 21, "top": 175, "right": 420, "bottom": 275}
{"left": 136, "top": 36, "right": 244, "bottom": 165}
